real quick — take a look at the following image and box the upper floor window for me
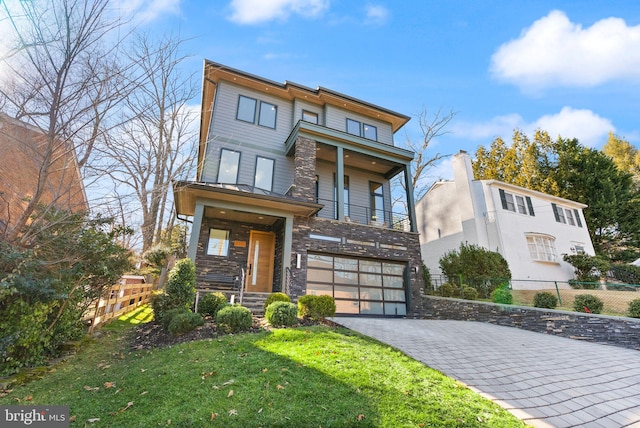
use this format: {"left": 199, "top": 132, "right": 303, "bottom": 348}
{"left": 302, "top": 110, "right": 319, "bottom": 124}
{"left": 346, "top": 118, "right": 378, "bottom": 141}
{"left": 236, "top": 95, "right": 277, "bottom": 129}
{"left": 370, "top": 182, "right": 385, "bottom": 224}
{"left": 334, "top": 174, "right": 350, "bottom": 219}
{"left": 526, "top": 234, "right": 558, "bottom": 263}
{"left": 254, "top": 156, "right": 274, "bottom": 191}
{"left": 499, "top": 189, "right": 535, "bottom": 216}
{"left": 218, "top": 148, "right": 240, "bottom": 183}
{"left": 552, "top": 203, "right": 583, "bottom": 227}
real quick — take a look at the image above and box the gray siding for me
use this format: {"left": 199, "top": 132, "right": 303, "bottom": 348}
{"left": 202, "top": 81, "right": 295, "bottom": 193}
{"left": 324, "top": 105, "right": 394, "bottom": 145}
{"left": 293, "top": 99, "right": 324, "bottom": 125}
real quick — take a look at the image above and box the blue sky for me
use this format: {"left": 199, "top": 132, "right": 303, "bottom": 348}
{"left": 14, "top": 0, "right": 640, "bottom": 180}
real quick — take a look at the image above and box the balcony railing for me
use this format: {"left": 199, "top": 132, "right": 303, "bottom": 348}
{"left": 316, "top": 198, "right": 411, "bottom": 231}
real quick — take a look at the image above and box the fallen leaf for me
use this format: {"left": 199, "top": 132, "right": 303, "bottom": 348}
{"left": 227, "top": 390, "right": 234, "bottom": 398}
{"left": 229, "top": 409, "right": 237, "bottom": 416}
{"left": 104, "top": 382, "right": 115, "bottom": 388}
{"left": 83, "top": 386, "right": 99, "bottom": 392}
{"left": 276, "top": 385, "right": 285, "bottom": 390}
{"left": 140, "top": 368, "right": 146, "bottom": 372}
{"left": 69, "top": 415, "right": 76, "bottom": 423}
{"left": 257, "top": 408, "right": 263, "bottom": 413}
{"left": 210, "top": 412, "right": 218, "bottom": 420}
{"left": 117, "top": 401, "right": 134, "bottom": 414}
{"left": 201, "top": 371, "right": 215, "bottom": 380}
{"left": 262, "top": 368, "right": 268, "bottom": 373}
{"left": 13, "top": 397, "right": 20, "bottom": 403}
{"left": 24, "top": 395, "right": 33, "bottom": 401}
{"left": 222, "top": 379, "right": 234, "bottom": 386}
{"left": 357, "top": 414, "right": 365, "bottom": 421}
{"left": 140, "top": 391, "right": 148, "bottom": 396}
{"left": 87, "top": 418, "right": 100, "bottom": 423}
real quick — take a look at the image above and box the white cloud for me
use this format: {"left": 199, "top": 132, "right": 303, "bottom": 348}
{"left": 491, "top": 10, "right": 640, "bottom": 91}
{"left": 364, "top": 4, "right": 389, "bottom": 25}
{"left": 228, "top": 0, "right": 329, "bottom": 24}
{"left": 453, "top": 107, "right": 613, "bottom": 147}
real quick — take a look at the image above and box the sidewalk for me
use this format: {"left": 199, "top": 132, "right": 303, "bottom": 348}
{"left": 332, "top": 318, "right": 640, "bottom": 428}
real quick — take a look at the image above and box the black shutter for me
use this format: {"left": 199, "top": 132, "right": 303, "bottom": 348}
{"left": 551, "top": 203, "right": 560, "bottom": 222}
{"left": 499, "top": 189, "right": 508, "bottom": 210}
{"left": 526, "top": 196, "right": 535, "bottom": 216}
{"left": 574, "top": 209, "right": 583, "bottom": 227}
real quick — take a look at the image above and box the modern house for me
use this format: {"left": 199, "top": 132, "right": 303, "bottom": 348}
{"left": 173, "top": 60, "right": 424, "bottom": 316}
{"left": 416, "top": 151, "right": 596, "bottom": 289}
{"left": 0, "top": 113, "right": 87, "bottom": 237}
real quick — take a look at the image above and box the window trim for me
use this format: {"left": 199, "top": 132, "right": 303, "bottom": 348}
{"left": 363, "top": 123, "right": 377, "bottom": 141}
{"left": 302, "top": 110, "right": 319, "bottom": 124}
{"left": 258, "top": 101, "right": 277, "bottom": 129}
{"left": 207, "top": 228, "right": 230, "bottom": 257}
{"left": 217, "top": 148, "right": 241, "bottom": 184}
{"left": 526, "top": 233, "right": 558, "bottom": 263}
{"left": 333, "top": 174, "right": 350, "bottom": 219}
{"left": 370, "top": 181, "right": 385, "bottom": 224}
{"left": 346, "top": 118, "right": 361, "bottom": 136}
{"left": 253, "top": 155, "right": 275, "bottom": 191}
{"left": 236, "top": 95, "right": 257, "bottom": 124}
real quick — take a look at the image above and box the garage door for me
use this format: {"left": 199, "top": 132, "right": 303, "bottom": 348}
{"left": 306, "top": 253, "right": 407, "bottom": 316}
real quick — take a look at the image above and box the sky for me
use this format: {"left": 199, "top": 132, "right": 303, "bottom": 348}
{"left": 4, "top": 0, "right": 640, "bottom": 182}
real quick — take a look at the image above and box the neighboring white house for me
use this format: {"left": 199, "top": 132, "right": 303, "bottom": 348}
{"left": 416, "top": 151, "right": 596, "bottom": 289}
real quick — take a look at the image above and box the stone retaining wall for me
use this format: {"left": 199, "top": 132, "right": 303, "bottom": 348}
{"left": 421, "top": 296, "right": 640, "bottom": 350}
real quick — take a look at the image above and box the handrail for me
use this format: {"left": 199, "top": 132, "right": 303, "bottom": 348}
{"left": 315, "top": 197, "right": 410, "bottom": 231}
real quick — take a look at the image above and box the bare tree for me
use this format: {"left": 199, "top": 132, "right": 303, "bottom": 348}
{"left": 0, "top": 0, "right": 128, "bottom": 244}
{"left": 93, "top": 33, "right": 197, "bottom": 252}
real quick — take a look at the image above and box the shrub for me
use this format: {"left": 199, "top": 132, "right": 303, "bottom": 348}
{"left": 492, "top": 286, "right": 513, "bottom": 304}
{"left": 573, "top": 294, "right": 603, "bottom": 314}
{"left": 150, "top": 292, "right": 172, "bottom": 324}
{"left": 264, "top": 292, "right": 290, "bottom": 312}
{"left": 167, "top": 312, "right": 204, "bottom": 336}
{"left": 533, "top": 292, "right": 558, "bottom": 309}
{"left": 265, "top": 301, "right": 298, "bottom": 327}
{"left": 198, "top": 292, "right": 227, "bottom": 317}
{"left": 165, "top": 258, "right": 197, "bottom": 310}
{"left": 461, "top": 286, "right": 478, "bottom": 300}
{"left": 298, "top": 295, "right": 336, "bottom": 321}
{"left": 563, "top": 253, "right": 610, "bottom": 283}
{"left": 628, "top": 299, "right": 640, "bottom": 318}
{"left": 422, "top": 262, "right": 432, "bottom": 293}
{"left": 439, "top": 282, "right": 457, "bottom": 297}
{"left": 216, "top": 305, "right": 253, "bottom": 333}
{"left": 610, "top": 264, "right": 640, "bottom": 285}
{"left": 160, "top": 307, "right": 190, "bottom": 331}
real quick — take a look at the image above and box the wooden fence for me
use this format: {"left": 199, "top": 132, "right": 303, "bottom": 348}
{"left": 87, "top": 275, "right": 155, "bottom": 332}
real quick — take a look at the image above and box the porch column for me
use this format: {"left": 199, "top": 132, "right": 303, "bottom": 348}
{"left": 187, "top": 200, "right": 204, "bottom": 261}
{"left": 336, "top": 146, "right": 344, "bottom": 221}
{"left": 282, "top": 214, "right": 294, "bottom": 288}
{"left": 404, "top": 164, "right": 418, "bottom": 233}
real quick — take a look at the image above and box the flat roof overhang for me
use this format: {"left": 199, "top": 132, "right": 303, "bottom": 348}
{"left": 173, "top": 181, "right": 324, "bottom": 217}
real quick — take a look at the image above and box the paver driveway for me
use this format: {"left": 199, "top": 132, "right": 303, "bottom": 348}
{"left": 332, "top": 318, "right": 640, "bottom": 428}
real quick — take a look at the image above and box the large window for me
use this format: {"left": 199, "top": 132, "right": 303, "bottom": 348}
{"left": 207, "top": 229, "right": 230, "bottom": 256}
{"left": 363, "top": 123, "right": 377, "bottom": 140}
{"left": 346, "top": 119, "right": 361, "bottom": 136}
{"left": 254, "top": 156, "right": 274, "bottom": 191}
{"left": 499, "top": 189, "right": 535, "bottom": 216}
{"left": 218, "top": 149, "right": 240, "bottom": 183}
{"left": 334, "top": 174, "right": 350, "bottom": 218}
{"left": 346, "top": 118, "right": 378, "bottom": 141}
{"left": 526, "top": 234, "right": 557, "bottom": 262}
{"left": 552, "top": 203, "right": 583, "bottom": 227}
{"left": 306, "top": 253, "right": 407, "bottom": 316}
{"left": 236, "top": 95, "right": 277, "bottom": 129}
{"left": 370, "top": 182, "right": 385, "bottom": 224}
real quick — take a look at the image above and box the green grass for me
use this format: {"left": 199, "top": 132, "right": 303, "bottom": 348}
{"left": 0, "top": 307, "right": 526, "bottom": 427}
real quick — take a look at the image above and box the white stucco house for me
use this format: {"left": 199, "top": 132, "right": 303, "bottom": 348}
{"left": 416, "top": 151, "right": 596, "bottom": 290}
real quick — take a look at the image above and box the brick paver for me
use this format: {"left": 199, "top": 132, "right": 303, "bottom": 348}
{"left": 332, "top": 318, "right": 640, "bottom": 428}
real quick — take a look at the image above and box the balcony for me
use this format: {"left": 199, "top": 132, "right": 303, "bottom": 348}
{"left": 316, "top": 198, "right": 411, "bottom": 232}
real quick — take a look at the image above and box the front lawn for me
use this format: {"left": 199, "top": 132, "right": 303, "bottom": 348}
{"left": 0, "top": 308, "right": 526, "bottom": 427}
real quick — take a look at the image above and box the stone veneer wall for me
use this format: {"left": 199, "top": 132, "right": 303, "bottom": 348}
{"left": 421, "top": 296, "right": 640, "bottom": 350}
{"left": 289, "top": 216, "right": 425, "bottom": 316}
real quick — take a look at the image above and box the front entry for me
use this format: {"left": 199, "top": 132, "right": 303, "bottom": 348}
{"left": 246, "top": 230, "right": 275, "bottom": 292}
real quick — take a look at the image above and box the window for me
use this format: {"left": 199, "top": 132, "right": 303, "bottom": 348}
{"left": 499, "top": 189, "right": 535, "bottom": 216}
{"left": 218, "top": 149, "right": 240, "bottom": 183}
{"left": 334, "top": 174, "right": 349, "bottom": 218}
{"left": 552, "top": 204, "right": 582, "bottom": 227}
{"left": 258, "top": 101, "right": 277, "bottom": 128}
{"left": 236, "top": 96, "right": 256, "bottom": 123}
{"left": 526, "top": 234, "right": 558, "bottom": 262}
{"left": 236, "top": 95, "right": 277, "bottom": 128}
{"left": 346, "top": 119, "right": 361, "bottom": 136}
{"left": 370, "top": 182, "right": 385, "bottom": 223}
{"left": 363, "top": 123, "right": 377, "bottom": 140}
{"left": 565, "top": 209, "right": 575, "bottom": 226}
{"left": 302, "top": 110, "right": 318, "bottom": 124}
{"left": 254, "top": 156, "right": 274, "bottom": 191}
{"left": 207, "top": 229, "right": 230, "bottom": 256}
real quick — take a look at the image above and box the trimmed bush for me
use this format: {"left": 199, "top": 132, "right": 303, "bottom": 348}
{"left": 533, "top": 292, "right": 558, "bottom": 309}
{"left": 168, "top": 312, "right": 204, "bottom": 336}
{"left": 165, "top": 258, "right": 197, "bottom": 310}
{"left": 461, "top": 286, "right": 478, "bottom": 300}
{"left": 628, "top": 299, "right": 640, "bottom": 318}
{"left": 264, "top": 292, "right": 291, "bottom": 312}
{"left": 216, "top": 305, "right": 253, "bottom": 333}
{"left": 198, "top": 292, "right": 227, "bottom": 317}
{"left": 492, "top": 286, "right": 513, "bottom": 304}
{"left": 151, "top": 292, "right": 172, "bottom": 324}
{"left": 439, "top": 283, "right": 457, "bottom": 297}
{"left": 573, "top": 294, "right": 604, "bottom": 314}
{"left": 160, "top": 307, "right": 190, "bottom": 331}
{"left": 265, "top": 301, "right": 298, "bottom": 327}
{"left": 298, "top": 295, "right": 336, "bottom": 321}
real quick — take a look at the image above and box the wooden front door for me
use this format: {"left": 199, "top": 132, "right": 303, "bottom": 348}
{"left": 246, "top": 230, "right": 275, "bottom": 292}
